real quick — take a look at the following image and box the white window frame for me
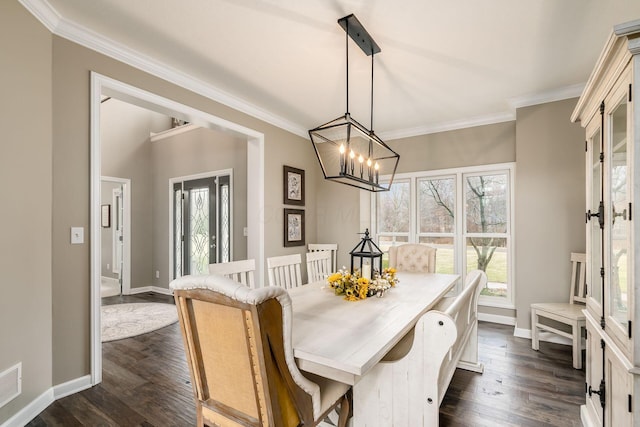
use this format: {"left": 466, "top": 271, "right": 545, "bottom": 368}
{"left": 371, "top": 162, "right": 515, "bottom": 309}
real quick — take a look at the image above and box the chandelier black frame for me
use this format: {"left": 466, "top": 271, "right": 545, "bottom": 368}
{"left": 308, "top": 14, "right": 400, "bottom": 192}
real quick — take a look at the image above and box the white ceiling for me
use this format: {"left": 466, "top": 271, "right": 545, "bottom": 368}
{"left": 27, "top": 0, "right": 640, "bottom": 138}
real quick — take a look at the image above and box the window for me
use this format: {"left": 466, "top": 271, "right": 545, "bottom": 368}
{"left": 372, "top": 163, "right": 514, "bottom": 307}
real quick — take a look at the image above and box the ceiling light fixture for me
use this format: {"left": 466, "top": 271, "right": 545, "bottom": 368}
{"left": 309, "top": 14, "right": 399, "bottom": 192}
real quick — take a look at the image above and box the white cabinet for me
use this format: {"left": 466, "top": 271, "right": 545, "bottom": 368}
{"left": 572, "top": 19, "right": 640, "bottom": 426}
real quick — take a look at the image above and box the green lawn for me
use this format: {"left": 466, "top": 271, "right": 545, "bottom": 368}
{"left": 383, "top": 245, "right": 509, "bottom": 297}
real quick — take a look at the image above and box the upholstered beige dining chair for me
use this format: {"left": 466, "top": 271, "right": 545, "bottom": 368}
{"left": 208, "top": 259, "right": 256, "bottom": 288}
{"left": 171, "top": 275, "right": 352, "bottom": 427}
{"left": 267, "top": 254, "right": 303, "bottom": 289}
{"left": 388, "top": 243, "right": 437, "bottom": 273}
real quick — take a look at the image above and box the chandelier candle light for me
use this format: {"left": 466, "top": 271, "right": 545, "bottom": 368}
{"left": 309, "top": 14, "right": 400, "bottom": 192}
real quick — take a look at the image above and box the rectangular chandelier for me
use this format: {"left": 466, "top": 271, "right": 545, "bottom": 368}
{"left": 308, "top": 14, "right": 400, "bottom": 192}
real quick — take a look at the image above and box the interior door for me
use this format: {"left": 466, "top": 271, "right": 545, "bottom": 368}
{"left": 112, "top": 186, "right": 124, "bottom": 292}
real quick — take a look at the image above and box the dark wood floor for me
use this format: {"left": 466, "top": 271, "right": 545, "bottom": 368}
{"left": 28, "top": 293, "right": 584, "bottom": 426}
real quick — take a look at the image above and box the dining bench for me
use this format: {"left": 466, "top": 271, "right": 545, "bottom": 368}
{"left": 352, "top": 270, "right": 486, "bottom": 426}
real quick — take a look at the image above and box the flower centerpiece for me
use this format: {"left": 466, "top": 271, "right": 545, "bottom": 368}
{"left": 327, "top": 267, "right": 399, "bottom": 301}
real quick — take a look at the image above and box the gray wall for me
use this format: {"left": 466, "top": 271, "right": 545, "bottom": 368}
{"left": 51, "top": 34, "right": 317, "bottom": 385}
{"left": 515, "top": 98, "right": 586, "bottom": 330}
{"left": 0, "top": 2, "right": 52, "bottom": 423}
{"left": 151, "top": 126, "right": 248, "bottom": 287}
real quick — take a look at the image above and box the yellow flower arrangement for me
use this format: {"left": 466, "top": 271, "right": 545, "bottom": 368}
{"left": 327, "top": 267, "right": 399, "bottom": 301}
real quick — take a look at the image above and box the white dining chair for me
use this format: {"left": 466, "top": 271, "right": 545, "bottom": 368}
{"left": 531, "top": 253, "right": 587, "bottom": 369}
{"left": 306, "top": 250, "right": 332, "bottom": 283}
{"left": 267, "top": 254, "right": 303, "bottom": 289}
{"left": 208, "top": 259, "right": 256, "bottom": 288}
{"left": 308, "top": 243, "right": 338, "bottom": 272}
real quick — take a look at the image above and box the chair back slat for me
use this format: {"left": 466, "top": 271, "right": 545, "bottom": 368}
{"left": 267, "top": 254, "right": 303, "bottom": 289}
{"left": 306, "top": 251, "right": 332, "bottom": 283}
{"left": 308, "top": 243, "right": 338, "bottom": 272}
{"left": 209, "top": 259, "right": 256, "bottom": 288}
{"left": 569, "top": 252, "right": 587, "bottom": 304}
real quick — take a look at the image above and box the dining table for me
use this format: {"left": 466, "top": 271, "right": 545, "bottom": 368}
{"left": 289, "top": 272, "right": 460, "bottom": 386}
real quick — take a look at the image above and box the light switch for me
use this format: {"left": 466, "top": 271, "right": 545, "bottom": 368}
{"left": 71, "top": 227, "right": 84, "bottom": 244}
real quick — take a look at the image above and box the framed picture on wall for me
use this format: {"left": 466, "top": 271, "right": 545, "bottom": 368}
{"left": 284, "top": 208, "right": 305, "bottom": 247}
{"left": 101, "top": 204, "right": 111, "bottom": 228}
{"left": 283, "top": 165, "right": 305, "bottom": 206}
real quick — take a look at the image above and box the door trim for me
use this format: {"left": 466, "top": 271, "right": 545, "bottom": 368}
{"left": 90, "top": 72, "right": 265, "bottom": 385}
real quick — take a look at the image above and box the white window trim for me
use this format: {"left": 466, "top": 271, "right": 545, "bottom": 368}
{"left": 370, "top": 162, "right": 516, "bottom": 309}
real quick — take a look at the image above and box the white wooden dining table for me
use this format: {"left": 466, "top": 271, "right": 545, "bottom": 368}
{"left": 289, "top": 272, "right": 459, "bottom": 386}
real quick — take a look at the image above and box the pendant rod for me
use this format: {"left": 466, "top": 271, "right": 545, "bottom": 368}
{"left": 345, "top": 20, "right": 349, "bottom": 115}
{"left": 370, "top": 52, "right": 374, "bottom": 132}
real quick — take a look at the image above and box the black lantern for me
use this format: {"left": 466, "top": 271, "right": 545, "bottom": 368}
{"left": 349, "top": 228, "right": 383, "bottom": 280}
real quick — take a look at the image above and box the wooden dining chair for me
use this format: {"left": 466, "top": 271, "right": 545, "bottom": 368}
{"left": 267, "top": 254, "right": 303, "bottom": 289}
{"left": 531, "top": 252, "right": 587, "bottom": 369}
{"left": 388, "top": 243, "right": 437, "bottom": 273}
{"left": 308, "top": 243, "right": 338, "bottom": 272}
{"left": 306, "top": 250, "right": 332, "bottom": 283}
{"left": 171, "top": 274, "right": 352, "bottom": 427}
{"left": 208, "top": 259, "right": 256, "bottom": 288}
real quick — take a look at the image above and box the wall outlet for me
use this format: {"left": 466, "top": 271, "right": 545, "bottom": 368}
{"left": 243, "top": 227, "right": 248, "bottom": 237}
{"left": 107, "top": 263, "right": 110, "bottom": 270}
{"left": 155, "top": 270, "right": 160, "bottom": 279}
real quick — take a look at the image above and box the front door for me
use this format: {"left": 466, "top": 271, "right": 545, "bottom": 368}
{"left": 174, "top": 177, "right": 217, "bottom": 276}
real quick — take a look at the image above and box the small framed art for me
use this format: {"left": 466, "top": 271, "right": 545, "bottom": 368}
{"left": 284, "top": 208, "right": 305, "bottom": 247}
{"left": 283, "top": 165, "right": 305, "bottom": 206}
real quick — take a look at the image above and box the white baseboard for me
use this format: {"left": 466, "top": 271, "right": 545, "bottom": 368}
{"left": 478, "top": 312, "right": 516, "bottom": 326}
{"left": 127, "top": 285, "right": 172, "bottom": 296}
{"left": 0, "top": 374, "right": 93, "bottom": 427}
{"left": 513, "top": 327, "right": 572, "bottom": 346}
{"left": 0, "top": 388, "right": 53, "bottom": 427}
{"left": 53, "top": 375, "right": 91, "bottom": 400}
{"left": 100, "top": 276, "right": 119, "bottom": 285}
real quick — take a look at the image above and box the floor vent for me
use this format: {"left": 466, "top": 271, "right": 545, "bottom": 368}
{"left": 0, "top": 363, "right": 21, "bottom": 408}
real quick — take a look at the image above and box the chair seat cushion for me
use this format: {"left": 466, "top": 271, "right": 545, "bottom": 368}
{"left": 531, "top": 302, "right": 585, "bottom": 321}
{"left": 303, "top": 372, "right": 350, "bottom": 420}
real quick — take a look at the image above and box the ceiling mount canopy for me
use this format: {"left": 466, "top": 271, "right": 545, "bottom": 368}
{"left": 309, "top": 14, "right": 399, "bottom": 192}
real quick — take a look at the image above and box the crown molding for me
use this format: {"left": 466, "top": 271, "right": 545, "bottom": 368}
{"left": 20, "top": 0, "right": 588, "bottom": 142}
{"left": 378, "top": 111, "right": 515, "bottom": 141}
{"left": 509, "top": 83, "right": 584, "bottom": 109}
{"left": 20, "top": 0, "right": 308, "bottom": 139}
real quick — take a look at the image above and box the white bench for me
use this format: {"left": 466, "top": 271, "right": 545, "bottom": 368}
{"left": 352, "top": 270, "right": 486, "bottom": 426}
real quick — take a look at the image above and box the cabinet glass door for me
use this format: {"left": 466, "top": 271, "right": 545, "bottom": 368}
{"left": 608, "top": 95, "right": 630, "bottom": 335}
{"left": 588, "top": 127, "right": 603, "bottom": 307}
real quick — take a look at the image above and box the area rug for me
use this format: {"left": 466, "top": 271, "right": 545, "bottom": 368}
{"left": 101, "top": 303, "right": 178, "bottom": 342}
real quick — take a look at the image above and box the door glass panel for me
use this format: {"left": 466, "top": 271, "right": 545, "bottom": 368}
{"left": 609, "top": 98, "right": 628, "bottom": 330}
{"left": 189, "top": 187, "right": 210, "bottom": 275}
{"left": 174, "top": 186, "right": 183, "bottom": 277}
{"left": 589, "top": 129, "right": 602, "bottom": 305}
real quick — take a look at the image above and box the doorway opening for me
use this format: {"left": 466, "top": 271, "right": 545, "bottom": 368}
{"left": 90, "top": 72, "right": 265, "bottom": 385}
